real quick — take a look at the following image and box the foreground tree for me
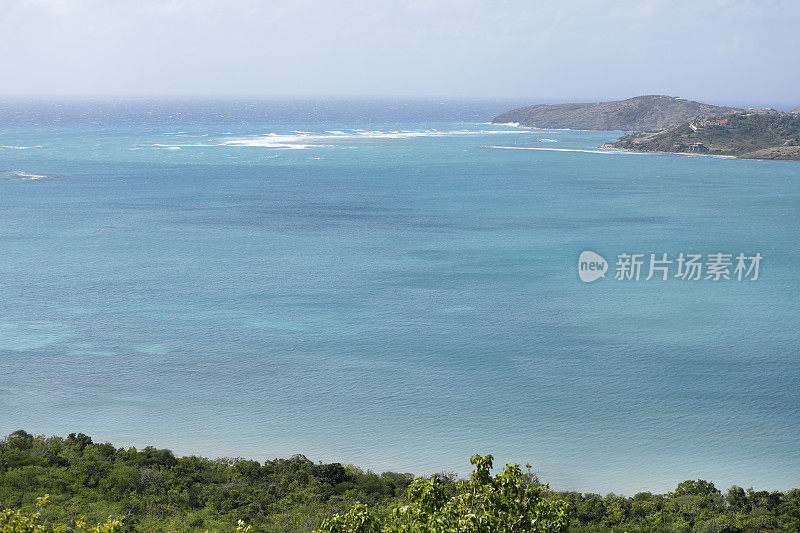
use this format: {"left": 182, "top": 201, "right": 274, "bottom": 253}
{"left": 316, "top": 454, "right": 572, "bottom": 533}
{"left": 0, "top": 495, "right": 124, "bottom": 533}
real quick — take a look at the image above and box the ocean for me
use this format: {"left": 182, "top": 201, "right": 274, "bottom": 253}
{"left": 1, "top": 98, "right": 798, "bottom": 495}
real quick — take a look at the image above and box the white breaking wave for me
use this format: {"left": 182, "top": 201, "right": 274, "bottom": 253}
{"left": 488, "top": 145, "right": 739, "bottom": 159}
{"left": 150, "top": 144, "right": 183, "bottom": 150}
{"left": 13, "top": 171, "right": 48, "bottom": 179}
{"left": 1, "top": 171, "right": 49, "bottom": 180}
{"left": 146, "top": 128, "right": 535, "bottom": 151}
{"left": 157, "top": 143, "right": 217, "bottom": 147}
{"left": 539, "top": 138, "right": 558, "bottom": 142}
{"left": 225, "top": 140, "right": 318, "bottom": 149}
{"left": 486, "top": 146, "right": 640, "bottom": 155}
{"left": 253, "top": 129, "right": 527, "bottom": 146}
{"left": 1, "top": 145, "right": 43, "bottom": 149}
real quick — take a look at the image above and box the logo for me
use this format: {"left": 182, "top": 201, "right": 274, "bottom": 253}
{"left": 578, "top": 250, "right": 608, "bottom": 283}
{"left": 576, "top": 250, "right": 762, "bottom": 283}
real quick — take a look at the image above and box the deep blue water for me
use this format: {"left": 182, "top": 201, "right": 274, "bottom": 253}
{"left": 1, "top": 99, "right": 798, "bottom": 494}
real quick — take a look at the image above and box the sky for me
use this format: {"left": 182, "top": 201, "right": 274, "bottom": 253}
{"left": 2, "top": 0, "right": 799, "bottom": 108}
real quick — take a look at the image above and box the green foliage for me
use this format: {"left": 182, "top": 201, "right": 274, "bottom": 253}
{"left": 316, "top": 454, "right": 572, "bottom": 532}
{"left": 566, "top": 477, "right": 800, "bottom": 533}
{"left": 2, "top": 432, "right": 800, "bottom": 532}
{"left": 671, "top": 480, "right": 720, "bottom": 498}
{"left": 315, "top": 504, "right": 383, "bottom": 533}
{"left": 0, "top": 431, "right": 412, "bottom": 532}
{"left": 0, "top": 494, "right": 124, "bottom": 533}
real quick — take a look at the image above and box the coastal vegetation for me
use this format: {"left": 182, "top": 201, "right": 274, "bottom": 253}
{"left": 607, "top": 112, "right": 800, "bottom": 160}
{"left": 316, "top": 454, "right": 571, "bottom": 532}
{"left": 2, "top": 431, "right": 800, "bottom": 532}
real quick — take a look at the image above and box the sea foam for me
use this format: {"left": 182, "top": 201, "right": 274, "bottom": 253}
{"left": 486, "top": 145, "right": 639, "bottom": 155}
{"left": 1, "top": 171, "right": 49, "bottom": 180}
{"left": 149, "top": 128, "right": 535, "bottom": 151}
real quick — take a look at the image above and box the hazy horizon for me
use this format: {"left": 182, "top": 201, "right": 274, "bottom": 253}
{"left": 0, "top": 95, "right": 796, "bottom": 116}
{"left": 3, "top": 0, "right": 798, "bottom": 108}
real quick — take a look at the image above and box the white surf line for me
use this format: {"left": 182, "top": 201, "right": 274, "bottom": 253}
{"left": 0, "top": 171, "right": 50, "bottom": 180}
{"left": 485, "top": 145, "right": 637, "bottom": 155}
{"left": 486, "top": 145, "right": 741, "bottom": 159}
{"left": 149, "top": 129, "right": 538, "bottom": 150}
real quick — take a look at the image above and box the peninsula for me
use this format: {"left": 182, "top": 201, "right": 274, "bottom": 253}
{"left": 491, "top": 95, "right": 742, "bottom": 131}
{"left": 605, "top": 111, "right": 800, "bottom": 160}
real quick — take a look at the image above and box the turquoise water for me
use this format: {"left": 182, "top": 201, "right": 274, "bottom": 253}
{"left": 1, "top": 100, "right": 798, "bottom": 494}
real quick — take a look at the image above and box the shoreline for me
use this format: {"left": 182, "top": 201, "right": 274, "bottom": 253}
{"left": 600, "top": 144, "right": 741, "bottom": 160}
{"left": 4, "top": 430, "right": 799, "bottom": 496}
{"left": 603, "top": 144, "right": 800, "bottom": 161}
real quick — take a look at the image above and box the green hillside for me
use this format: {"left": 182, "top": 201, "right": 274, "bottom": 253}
{"left": 607, "top": 112, "right": 800, "bottom": 160}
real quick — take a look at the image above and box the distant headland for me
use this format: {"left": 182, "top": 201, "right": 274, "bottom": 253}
{"left": 493, "top": 95, "right": 800, "bottom": 161}
{"left": 491, "top": 95, "right": 743, "bottom": 131}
